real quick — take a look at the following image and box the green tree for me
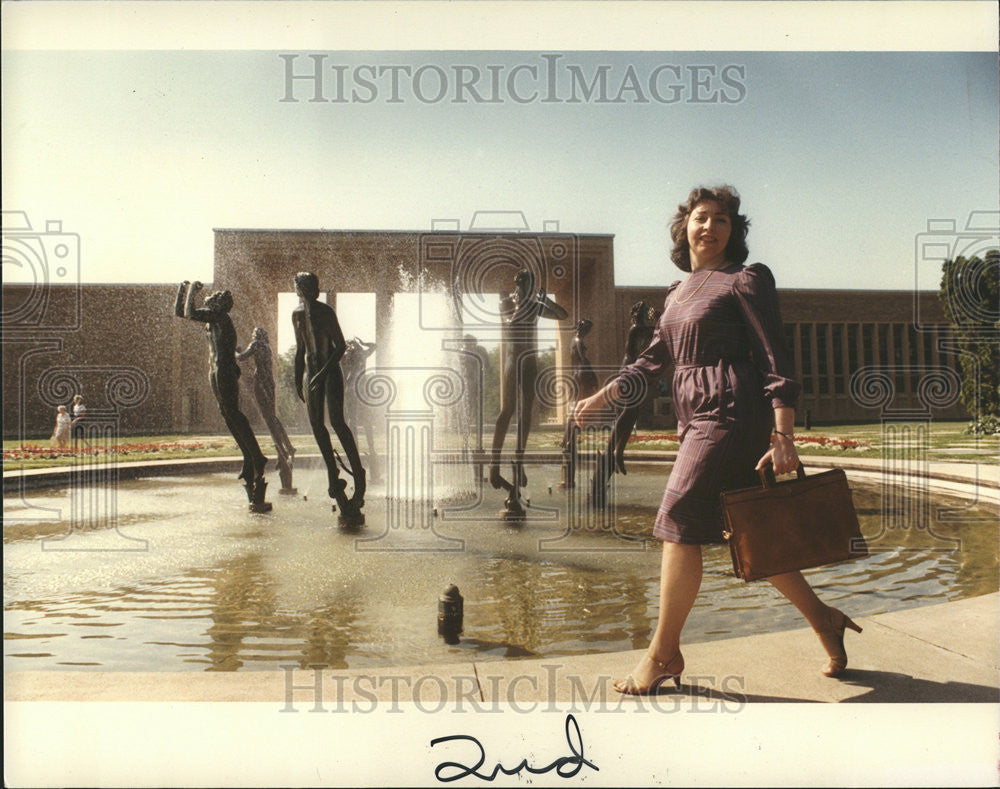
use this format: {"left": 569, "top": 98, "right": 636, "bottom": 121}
{"left": 939, "top": 250, "right": 1000, "bottom": 433}
{"left": 274, "top": 347, "right": 306, "bottom": 431}
{"left": 482, "top": 344, "right": 501, "bottom": 422}
{"left": 535, "top": 346, "right": 559, "bottom": 424}
{"left": 479, "top": 345, "right": 559, "bottom": 425}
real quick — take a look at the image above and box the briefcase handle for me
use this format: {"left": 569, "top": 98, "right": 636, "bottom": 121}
{"left": 758, "top": 462, "right": 807, "bottom": 489}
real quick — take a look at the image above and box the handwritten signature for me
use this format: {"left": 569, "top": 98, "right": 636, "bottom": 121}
{"left": 430, "top": 713, "right": 598, "bottom": 782}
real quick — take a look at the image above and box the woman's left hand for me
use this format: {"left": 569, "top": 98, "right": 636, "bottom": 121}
{"left": 755, "top": 434, "right": 799, "bottom": 476}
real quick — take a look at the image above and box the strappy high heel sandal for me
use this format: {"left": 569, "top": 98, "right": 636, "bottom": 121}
{"left": 814, "top": 607, "right": 862, "bottom": 678}
{"left": 613, "top": 651, "right": 684, "bottom": 695}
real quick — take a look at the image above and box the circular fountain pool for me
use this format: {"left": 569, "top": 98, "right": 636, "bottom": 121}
{"left": 4, "top": 464, "right": 997, "bottom": 671}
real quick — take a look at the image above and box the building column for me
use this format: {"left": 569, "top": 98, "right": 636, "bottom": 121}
{"left": 374, "top": 287, "right": 393, "bottom": 368}
{"left": 823, "top": 322, "right": 835, "bottom": 420}
{"left": 808, "top": 322, "right": 819, "bottom": 420}
{"left": 792, "top": 322, "right": 803, "bottom": 391}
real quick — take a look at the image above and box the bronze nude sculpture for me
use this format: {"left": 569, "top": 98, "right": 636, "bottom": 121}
{"left": 592, "top": 300, "right": 659, "bottom": 506}
{"left": 292, "top": 272, "right": 366, "bottom": 527}
{"left": 458, "top": 333, "right": 489, "bottom": 467}
{"left": 175, "top": 280, "right": 271, "bottom": 513}
{"left": 342, "top": 336, "right": 380, "bottom": 485}
{"left": 237, "top": 327, "right": 296, "bottom": 494}
{"left": 489, "top": 268, "right": 568, "bottom": 519}
{"left": 560, "top": 318, "right": 598, "bottom": 488}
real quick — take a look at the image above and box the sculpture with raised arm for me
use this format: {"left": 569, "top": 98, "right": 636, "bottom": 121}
{"left": 292, "top": 272, "right": 366, "bottom": 527}
{"left": 237, "top": 327, "right": 296, "bottom": 494}
{"left": 175, "top": 280, "right": 271, "bottom": 513}
{"left": 489, "top": 268, "right": 569, "bottom": 519}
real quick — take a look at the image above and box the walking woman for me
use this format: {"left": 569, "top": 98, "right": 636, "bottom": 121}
{"left": 573, "top": 185, "right": 861, "bottom": 693}
{"left": 70, "top": 394, "right": 92, "bottom": 450}
{"left": 51, "top": 405, "right": 72, "bottom": 448}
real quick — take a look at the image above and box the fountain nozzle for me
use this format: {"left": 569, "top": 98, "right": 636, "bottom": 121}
{"left": 438, "top": 584, "right": 464, "bottom": 642}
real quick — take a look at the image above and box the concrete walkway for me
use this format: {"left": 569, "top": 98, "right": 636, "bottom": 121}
{"left": 7, "top": 592, "right": 997, "bottom": 704}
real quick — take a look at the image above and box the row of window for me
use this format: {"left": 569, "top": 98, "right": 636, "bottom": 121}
{"left": 782, "top": 322, "right": 957, "bottom": 398}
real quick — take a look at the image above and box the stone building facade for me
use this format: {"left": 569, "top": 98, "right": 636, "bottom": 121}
{"left": 613, "top": 286, "right": 966, "bottom": 425}
{"left": 2, "top": 229, "right": 967, "bottom": 440}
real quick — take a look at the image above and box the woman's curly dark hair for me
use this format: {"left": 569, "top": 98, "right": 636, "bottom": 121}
{"left": 669, "top": 185, "right": 750, "bottom": 272}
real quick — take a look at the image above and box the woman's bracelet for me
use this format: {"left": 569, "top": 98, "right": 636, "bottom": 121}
{"left": 773, "top": 430, "right": 794, "bottom": 440}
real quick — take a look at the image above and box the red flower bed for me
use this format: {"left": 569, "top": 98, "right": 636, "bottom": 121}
{"left": 627, "top": 433, "right": 870, "bottom": 450}
{"left": 628, "top": 433, "right": 680, "bottom": 443}
{"left": 3, "top": 440, "right": 226, "bottom": 462}
{"left": 789, "top": 435, "right": 872, "bottom": 450}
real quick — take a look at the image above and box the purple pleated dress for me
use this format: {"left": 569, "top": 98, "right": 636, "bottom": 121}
{"left": 618, "top": 262, "right": 800, "bottom": 544}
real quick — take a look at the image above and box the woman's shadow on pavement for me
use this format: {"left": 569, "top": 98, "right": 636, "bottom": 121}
{"left": 834, "top": 669, "right": 997, "bottom": 703}
{"left": 670, "top": 669, "right": 997, "bottom": 703}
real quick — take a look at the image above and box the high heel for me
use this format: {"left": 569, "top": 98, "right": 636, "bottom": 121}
{"left": 814, "top": 607, "right": 862, "bottom": 678}
{"left": 613, "top": 651, "right": 684, "bottom": 695}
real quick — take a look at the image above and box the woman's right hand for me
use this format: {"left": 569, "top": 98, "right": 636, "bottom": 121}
{"left": 572, "top": 395, "right": 598, "bottom": 428}
{"left": 573, "top": 382, "right": 619, "bottom": 428}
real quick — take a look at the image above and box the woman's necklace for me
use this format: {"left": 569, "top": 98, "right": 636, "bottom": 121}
{"left": 673, "top": 268, "right": 717, "bottom": 305}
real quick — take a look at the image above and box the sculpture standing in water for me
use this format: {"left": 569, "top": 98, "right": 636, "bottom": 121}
{"left": 175, "top": 281, "right": 271, "bottom": 513}
{"left": 292, "top": 272, "right": 366, "bottom": 527}
{"left": 561, "top": 318, "right": 598, "bottom": 489}
{"left": 342, "top": 337, "right": 380, "bottom": 485}
{"left": 489, "top": 268, "right": 569, "bottom": 519}
{"left": 237, "top": 327, "right": 296, "bottom": 494}
{"left": 592, "top": 300, "right": 659, "bottom": 507}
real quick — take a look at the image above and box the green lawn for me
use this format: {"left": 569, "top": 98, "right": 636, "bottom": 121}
{"left": 2, "top": 434, "right": 306, "bottom": 471}
{"left": 3, "top": 420, "right": 995, "bottom": 471}
{"left": 535, "top": 420, "right": 997, "bottom": 462}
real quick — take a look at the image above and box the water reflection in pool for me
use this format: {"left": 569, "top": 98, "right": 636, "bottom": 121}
{"left": 4, "top": 465, "right": 997, "bottom": 671}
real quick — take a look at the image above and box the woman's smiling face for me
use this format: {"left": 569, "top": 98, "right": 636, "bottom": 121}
{"left": 686, "top": 200, "right": 732, "bottom": 269}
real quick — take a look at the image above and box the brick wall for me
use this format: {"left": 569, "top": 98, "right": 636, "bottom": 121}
{"left": 2, "top": 249, "right": 968, "bottom": 439}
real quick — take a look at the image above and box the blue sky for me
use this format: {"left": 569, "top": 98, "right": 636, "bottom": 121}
{"left": 3, "top": 46, "right": 998, "bottom": 294}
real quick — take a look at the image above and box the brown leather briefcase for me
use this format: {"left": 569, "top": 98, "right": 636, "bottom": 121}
{"left": 721, "top": 464, "right": 868, "bottom": 582}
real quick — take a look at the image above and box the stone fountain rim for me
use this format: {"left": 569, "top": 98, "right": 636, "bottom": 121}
{"left": 4, "top": 452, "right": 998, "bottom": 504}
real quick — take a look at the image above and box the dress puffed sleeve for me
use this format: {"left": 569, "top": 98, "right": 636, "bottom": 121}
{"left": 734, "top": 263, "right": 800, "bottom": 410}
{"left": 616, "top": 282, "right": 680, "bottom": 406}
